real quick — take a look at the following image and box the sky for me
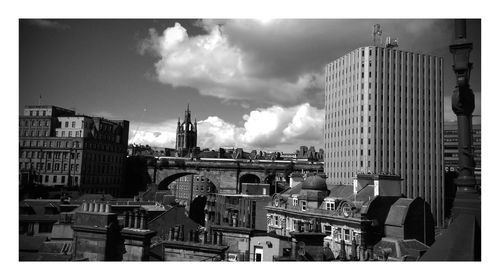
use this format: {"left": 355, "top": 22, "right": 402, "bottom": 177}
{"left": 19, "top": 19, "right": 481, "bottom": 153}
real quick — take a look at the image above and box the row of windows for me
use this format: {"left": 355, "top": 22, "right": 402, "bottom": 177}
{"left": 323, "top": 224, "right": 359, "bottom": 243}
{"left": 20, "top": 161, "right": 80, "bottom": 172}
{"left": 20, "top": 139, "right": 124, "bottom": 153}
{"left": 27, "top": 110, "right": 49, "bottom": 117}
{"left": 20, "top": 119, "right": 50, "bottom": 127}
{"left": 21, "top": 150, "right": 81, "bottom": 160}
{"left": 56, "top": 130, "right": 82, "bottom": 137}
{"left": 20, "top": 129, "right": 50, "bottom": 137}
{"left": 20, "top": 140, "right": 80, "bottom": 148}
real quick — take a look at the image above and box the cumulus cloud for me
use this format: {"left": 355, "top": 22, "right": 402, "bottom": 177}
{"left": 129, "top": 103, "right": 324, "bottom": 151}
{"left": 140, "top": 21, "right": 324, "bottom": 106}
{"left": 26, "top": 19, "right": 71, "bottom": 30}
{"left": 140, "top": 19, "right": 459, "bottom": 108}
{"left": 128, "top": 120, "right": 177, "bottom": 148}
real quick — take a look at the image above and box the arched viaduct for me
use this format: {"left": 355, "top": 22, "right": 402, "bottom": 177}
{"left": 146, "top": 157, "right": 324, "bottom": 194}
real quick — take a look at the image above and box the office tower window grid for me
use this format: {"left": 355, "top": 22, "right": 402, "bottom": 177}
{"left": 324, "top": 46, "right": 444, "bottom": 226}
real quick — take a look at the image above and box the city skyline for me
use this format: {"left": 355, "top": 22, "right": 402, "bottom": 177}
{"left": 19, "top": 19, "right": 481, "bottom": 153}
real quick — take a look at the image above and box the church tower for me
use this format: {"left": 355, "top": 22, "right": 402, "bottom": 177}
{"left": 175, "top": 104, "right": 197, "bottom": 157}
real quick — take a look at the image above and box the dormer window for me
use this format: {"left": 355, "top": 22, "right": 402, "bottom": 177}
{"left": 292, "top": 197, "right": 298, "bottom": 206}
{"left": 325, "top": 201, "right": 335, "bottom": 210}
{"left": 301, "top": 201, "right": 307, "bottom": 211}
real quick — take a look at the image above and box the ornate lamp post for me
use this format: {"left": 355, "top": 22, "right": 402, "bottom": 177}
{"left": 450, "top": 19, "right": 476, "bottom": 191}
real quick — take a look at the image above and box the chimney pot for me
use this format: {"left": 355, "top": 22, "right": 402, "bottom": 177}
{"left": 203, "top": 231, "right": 208, "bottom": 244}
{"left": 124, "top": 211, "right": 130, "bottom": 227}
{"left": 218, "top": 232, "right": 223, "bottom": 245}
{"left": 189, "top": 230, "right": 194, "bottom": 242}
{"left": 213, "top": 232, "right": 218, "bottom": 245}
{"left": 140, "top": 212, "right": 146, "bottom": 229}
{"left": 169, "top": 227, "right": 175, "bottom": 241}
{"left": 134, "top": 211, "right": 140, "bottom": 229}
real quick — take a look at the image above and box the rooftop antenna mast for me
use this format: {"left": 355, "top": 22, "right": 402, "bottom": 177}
{"left": 372, "top": 24, "right": 382, "bottom": 47}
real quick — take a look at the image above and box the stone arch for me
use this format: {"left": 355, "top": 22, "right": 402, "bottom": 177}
{"left": 157, "top": 170, "right": 221, "bottom": 192}
{"left": 157, "top": 172, "right": 196, "bottom": 190}
{"left": 239, "top": 172, "right": 266, "bottom": 194}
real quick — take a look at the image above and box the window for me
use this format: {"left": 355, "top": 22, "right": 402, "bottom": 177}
{"left": 53, "top": 176, "right": 57, "bottom": 183}
{"left": 292, "top": 197, "right": 298, "bottom": 206}
{"left": 334, "top": 228, "right": 342, "bottom": 241}
{"left": 324, "top": 225, "right": 332, "bottom": 236}
{"left": 61, "top": 131, "right": 66, "bottom": 137}
{"left": 61, "top": 176, "right": 65, "bottom": 183}
{"left": 301, "top": 201, "right": 307, "bottom": 211}
{"left": 65, "top": 122, "right": 69, "bottom": 128}
{"left": 69, "top": 131, "right": 72, "bottom": 137}
{"left": 38, "top": 223, "right": 53, "bottom": 233}
{"left": 71, "top": 121, "right": 75, "bottom": 128}
{"left": 273, "top": 215, "right": 279, "bottom": 227}
{"left": 326, "top": 201, "right": 335, "bottom": 210}
{"left": 344, "top": 229, "right": 351, "bottom": 241}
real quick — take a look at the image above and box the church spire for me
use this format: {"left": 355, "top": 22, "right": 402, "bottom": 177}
{"left": 184, "top": 103, "right": 191, "bottom": 124}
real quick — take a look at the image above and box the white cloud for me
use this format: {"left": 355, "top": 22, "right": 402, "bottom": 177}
{"left": 140, "top": 21, "right": 323, "bottom": 106}
{"left": 141, "top": 19, "right": 455, "bottom": 108}
{"left": 129, "top": 103, "right": 324, "bottom": 151}
{"left": 128, "top": 120, "right": 177, "bottom": 148}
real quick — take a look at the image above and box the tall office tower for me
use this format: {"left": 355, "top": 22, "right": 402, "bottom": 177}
{"left": 324, "top": 46, "right": 444, "bottom": 226}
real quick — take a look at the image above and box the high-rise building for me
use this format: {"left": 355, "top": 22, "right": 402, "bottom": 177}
{"left": 324, "top": 46, "right": 444, "bottom": 226}
{"left": 19, "top": 105, "right": 129, "bottom": 196}
{"left": 175, "top": 104, "right": 197, "bottom": 157}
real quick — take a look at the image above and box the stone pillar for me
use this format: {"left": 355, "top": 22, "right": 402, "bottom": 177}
{"left": 82, "top": 202, "right": 89, "bottom": 212}
{"left": 99, "top": 203, "right": 105, "bottom": 213}
{"left": 105, "top": 204, "right": 111, "bottom": 213}
{"left": 89, "top": 202, "right": 95, "bottom": 212}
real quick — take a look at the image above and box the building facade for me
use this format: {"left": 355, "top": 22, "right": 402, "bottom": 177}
{"left": 170, "top": 175, "right": 216, "bottom": 207}
{"left": 324, "top": 46, "right": 445, "bottom": 226}
{"left": 175, "top": 104, "right": 197, "bottom": 157}
{"left": 19, "top": 105, "right": 129, "bottom": 196}
{"left": 443, "top": 122, "right": 481, "bottom": 186}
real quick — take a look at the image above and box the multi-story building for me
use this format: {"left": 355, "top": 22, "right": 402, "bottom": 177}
{"left": 324, "top": 46, "right": 445, "bottom": 226}
{"left": 175, "top": 104, "right": 197, "bottom": 157}
{"left": 19, "top": 105, "right": 129, "bottom": 196}
{"left": 170, "top": 175, "right": 216, "bottom": 207}
{"left": 443, "top": 122, "right": 481, "bottom": 186}
{"left": 266, "top": 174, "right": 434, "bottom": 261}
{"left": 204, "top": 188, "right": 272, "bottom": 261}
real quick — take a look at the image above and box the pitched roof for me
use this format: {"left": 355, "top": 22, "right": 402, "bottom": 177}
{"left": 326, "top": 184, "right": 352, "bottom": 199}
